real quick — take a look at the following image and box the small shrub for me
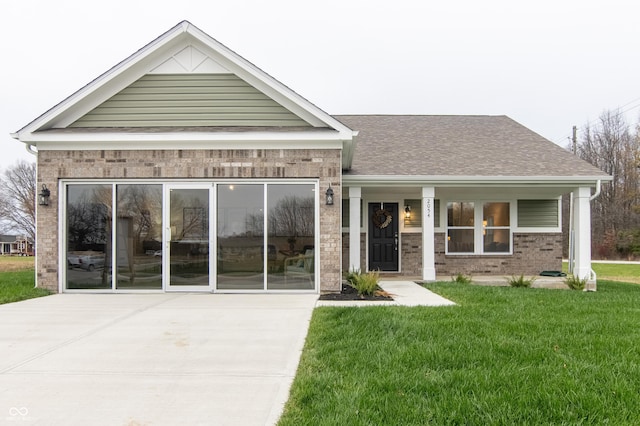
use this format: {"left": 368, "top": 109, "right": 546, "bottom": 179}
{"left": 343, "top": 269, "right": 360, "bottom": 285}
{"left": 565, "top": 274, "right": 587, "bottom": 291}
{"left": 451, "top": 273, "right": 472, "bottom": 284}
{"left": 346, "top": 270, "right": 380, "bottom": 296}
{"left": 508, "top": 274, "right": 535, "bottom": 288}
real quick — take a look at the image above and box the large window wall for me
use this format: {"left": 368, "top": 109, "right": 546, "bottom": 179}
{"left": 64, "top": 181, "right": 317, "bottom": 291}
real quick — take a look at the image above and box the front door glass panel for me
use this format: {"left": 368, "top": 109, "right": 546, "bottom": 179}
{"left": 169, "top": 188, "right": 210, "bottom": 287}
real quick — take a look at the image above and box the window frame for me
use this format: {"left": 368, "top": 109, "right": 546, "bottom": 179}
{"left": 445, "top": 200, "right": 513, "bottom": 255}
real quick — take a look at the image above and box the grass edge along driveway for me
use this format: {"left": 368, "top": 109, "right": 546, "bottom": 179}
{"left": 279, "top": 280, "right": 640, "bottom": 425}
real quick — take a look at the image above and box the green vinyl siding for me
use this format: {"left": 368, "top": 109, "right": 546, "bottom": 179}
{"left": 517, "top": 199, "right": 559, "bottom": 227}
{"left": 70, "top": 74, "right": 312, "bottom": 127}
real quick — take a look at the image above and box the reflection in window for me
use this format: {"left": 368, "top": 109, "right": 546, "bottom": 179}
{"left": 267, "top": 184, "right": 315, "bottom": 290}
{"left": 66, "top": 185, "right": 112, "bottom": 289}
{"left": 447, "top": 202, "right": 474, "bottom": 253}
{"left": 446, "top": 201, "right": 512, "bottom": 254}
{"left": 116, "top": 185, "right": 162, "bottom": 289}
{"left": 483, "top": 202, "right": 510, "bottom": 253}
{"left": 217, "top": 185, "right": 264, "bottom": 290}
{"left": 169, "top": 189, "right": 210, "bottom": 286}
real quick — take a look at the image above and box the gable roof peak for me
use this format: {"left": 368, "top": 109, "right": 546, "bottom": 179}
{"left": 13, "top": 21, "right": 354, "bottom": 140}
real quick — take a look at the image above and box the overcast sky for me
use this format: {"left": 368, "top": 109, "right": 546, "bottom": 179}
{"left": 2, "top": 0, "right": 639, "bottom": 171}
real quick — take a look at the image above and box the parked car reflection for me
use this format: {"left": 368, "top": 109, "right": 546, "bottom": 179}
{"left": 68, "top": 252, "right": 106, "bottom": 271}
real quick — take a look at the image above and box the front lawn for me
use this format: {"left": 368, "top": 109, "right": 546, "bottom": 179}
{"left": 279, "top": 281, "right": 640, "bottom": 425}
{"left": 0, "top": 270, "right": 50, "bottom": 305}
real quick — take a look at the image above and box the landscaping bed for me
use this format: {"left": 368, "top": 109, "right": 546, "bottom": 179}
{"left": 318, "top": 282, "right": 394, "bottom": 301}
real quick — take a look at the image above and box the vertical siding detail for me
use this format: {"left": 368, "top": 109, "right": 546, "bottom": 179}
{"left": 70, "top": 74, "right": 313, "bottom": 127}
{"left": 517, "top": 200, "right": 559, "bottom": 227}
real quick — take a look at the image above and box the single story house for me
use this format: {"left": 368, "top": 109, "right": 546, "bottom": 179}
{"left": 12, "top": 21, "right": 611, "bottom": 293}
{"left": 0, "top": 235, "right": 34, "bottom": 256}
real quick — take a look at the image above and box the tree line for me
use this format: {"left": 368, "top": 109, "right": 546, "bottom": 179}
{"left": 574, "top": 110, "right": 640, "bottom": 259}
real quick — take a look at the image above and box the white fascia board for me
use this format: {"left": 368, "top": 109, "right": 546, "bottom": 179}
{"left": 20, "top": 130, "right": 345, "bottom": 144}
{"left": 342, "top": 175, "right": 612, "bottom": 187}
{"left": 31, "top": 132, "right": 345, "bottom": 151}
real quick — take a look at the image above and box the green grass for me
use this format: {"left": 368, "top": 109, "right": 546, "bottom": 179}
{"left": 279, "top": 280, "right": 640, "bottom": 425}
{"left": 563, "top": 261, "right": 640, "bottom": 284}
{"left": 0, "top": 269, "right": 50, "bottom": 305}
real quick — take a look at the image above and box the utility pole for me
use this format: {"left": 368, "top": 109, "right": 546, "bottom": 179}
{"left": 572, "top": 125, "right": 577, "bottom": 155}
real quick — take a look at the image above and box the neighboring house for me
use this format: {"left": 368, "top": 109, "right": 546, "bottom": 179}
{"left": 0, "top": 235, "right": 34, "bottom": 256}
{"left": 11, "top": 21, "right": 610, "bottom": 293}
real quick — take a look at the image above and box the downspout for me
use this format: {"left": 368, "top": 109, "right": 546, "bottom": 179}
{"left": 587, "top": 179, "right": 602, "bottom": 288}
{"left": 568, "top": 192, "right": 574, "bottom": 274}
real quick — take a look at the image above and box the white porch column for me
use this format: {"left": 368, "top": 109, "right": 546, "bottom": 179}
{"left": 422, "top": 186, "right": 436, "bottom": 281}
{"left": 573, "top": 186, "right": 595, "bottom": 289}
{"left": 349, "top": 186, "right": 362, "bottom": 272}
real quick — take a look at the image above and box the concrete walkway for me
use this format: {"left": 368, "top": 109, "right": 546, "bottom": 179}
{"left": 0, "top": 293, "right": 317, "bottom": 426}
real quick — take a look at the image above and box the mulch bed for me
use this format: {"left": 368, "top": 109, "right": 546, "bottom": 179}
{"left": 318, "top": 282, "right": 394, "bottom": 301}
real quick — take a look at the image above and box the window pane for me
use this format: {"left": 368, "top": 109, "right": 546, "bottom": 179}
{"left": 448, "top": 202, "right": 474, "bottom": 226}
{"left": 484, "top": 229, "right": 510, "bottom": 253}
{"left": 66, "top": 184, "right": 112, "bottom": 289}
{"left": 267, "top": 184, "right": 315, "bottom": 290}
{"left": 484, "top": 202, "right": 510, "bottom": 227}
{"left": 169, "top": 189, "right": 210, "bottom": 286}
{"left": 448, "top": 229, "right": 474, "bottom": 253}
{"left": 116, "top": 185, "right": 162, "bottom": 289}
{"left": 217, "top": 185, "right": 264, "bottom": 290}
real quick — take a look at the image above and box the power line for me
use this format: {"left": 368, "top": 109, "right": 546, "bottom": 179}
{"left": 554, "top": 96, "right": 640, "bottom": 145}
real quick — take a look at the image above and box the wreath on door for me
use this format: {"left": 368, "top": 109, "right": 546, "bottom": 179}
{"left": 372, "top": 209, "right": 393, "bottom": 229}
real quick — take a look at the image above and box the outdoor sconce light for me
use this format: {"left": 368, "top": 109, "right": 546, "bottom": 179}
{"left": 404, "top": 205, "right": 411, "bottom": 219}
{"left": 38, "top": 184, "right": 51, "bottom": 206}
{"left": 325, "top": 184, "right": 334, "bottom": 205}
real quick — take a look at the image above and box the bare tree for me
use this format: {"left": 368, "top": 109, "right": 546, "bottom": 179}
{"left": 578, "top": 110, "right": 640, "bottom": 258}
{"left": 0, "top": 161, "right": 36, "bottom": 240}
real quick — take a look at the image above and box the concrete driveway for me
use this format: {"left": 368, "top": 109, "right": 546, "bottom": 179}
{"left": 0, "top": 293, "right": 317, "bottom": 425}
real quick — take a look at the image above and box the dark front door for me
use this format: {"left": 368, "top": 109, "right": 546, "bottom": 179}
{"left": 368, "top": 203, "right": 399, "bottom": 271}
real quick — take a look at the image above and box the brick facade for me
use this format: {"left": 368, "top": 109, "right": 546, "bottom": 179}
{"left": 435, "top": 233, "right": 563, "bottom": 276}
{"left": 341, "top": 231, "right": 563, "bottom": 278}
{"left": 37, "top": 148, "right": 342, "bottom": 292}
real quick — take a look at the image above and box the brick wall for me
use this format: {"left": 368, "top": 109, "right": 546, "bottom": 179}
{"left": 37, "top": 148, "right": 342, "bottom": 292}
{"left": 435, "top": 232, "right": 563, "bottom": 276}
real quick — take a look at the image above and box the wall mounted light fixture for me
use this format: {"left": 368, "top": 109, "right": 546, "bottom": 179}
{"left": 38, "top": 184, "right": 51, "bottom": 206}
{"left": 404, "top": 205, "right": 411, "bottom": 219}
{"left": 325, "top": 184, "right": 334, "bottom": 205}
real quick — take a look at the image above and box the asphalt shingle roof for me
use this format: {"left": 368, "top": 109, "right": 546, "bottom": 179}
{"left": 335, "top": 115, "right": 609, "bottom": 178}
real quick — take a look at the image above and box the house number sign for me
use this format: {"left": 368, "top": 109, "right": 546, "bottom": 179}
{"left": 425, "top": 199, "right": 431, "bottom": 219}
